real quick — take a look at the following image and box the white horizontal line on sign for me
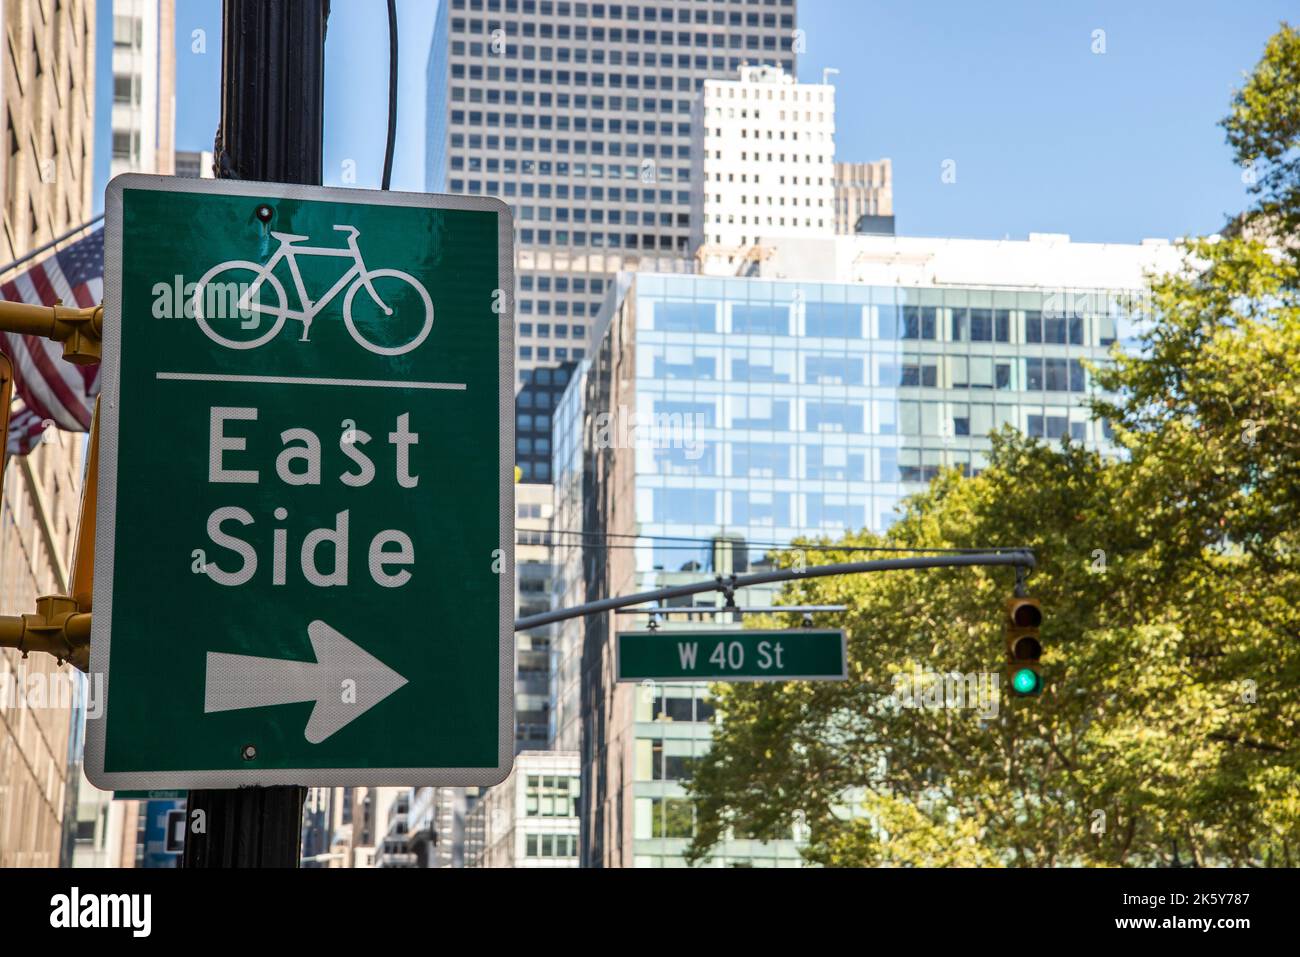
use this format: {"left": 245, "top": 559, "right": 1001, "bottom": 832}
{"left": 155, "top": 372, "right": 468, "bottom": 391}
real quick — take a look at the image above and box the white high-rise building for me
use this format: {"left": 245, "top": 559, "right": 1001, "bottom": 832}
{"left": 464, "top": 751, "right": 580, "bottom": 868}
{"left": 109, "top": 0, "right": 175, "bottom": 177}
{"left": 691, "top": 65, "right": 835, "bottom": 274}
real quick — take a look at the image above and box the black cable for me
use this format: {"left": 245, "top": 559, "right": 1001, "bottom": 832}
{"left": 517, "top": 538, "right": 1028, "bottom": 555}
{"left": 534, "top": 528, "right": 1030, "bottom": 554}
{"left": 381, "top": 0, "right": 398, "bottom": 190}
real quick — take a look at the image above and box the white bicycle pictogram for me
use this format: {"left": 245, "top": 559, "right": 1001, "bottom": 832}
{"left": 193, "top": 224, "right": 434, "bottom": 356}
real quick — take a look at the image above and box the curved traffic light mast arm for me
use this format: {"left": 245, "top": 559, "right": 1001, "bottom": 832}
{"left": 514, "top": 549, "right": 1036, "bottom": 632}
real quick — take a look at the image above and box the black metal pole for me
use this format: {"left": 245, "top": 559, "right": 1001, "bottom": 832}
{"left": 512, "top": 551, "right": 1036, "bottom": 631}
{"left": 211, "top": 0, "right": 328, "bottom": 184}
{"left": 183, "top": 0, "right": 330, "bottom": 869}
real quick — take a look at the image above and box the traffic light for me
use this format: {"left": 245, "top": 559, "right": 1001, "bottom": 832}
{"left": 1005, "top": 596, "right": 1043, "bottom": 697}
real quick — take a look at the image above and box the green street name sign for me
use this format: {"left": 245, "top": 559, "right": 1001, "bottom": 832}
{"left": 87, "top": 175, "right": 514, "bottom": 788}
{"left": 617, "top": 630, "right": 847, "bottom": 682}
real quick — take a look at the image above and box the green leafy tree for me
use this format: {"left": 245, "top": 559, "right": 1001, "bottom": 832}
{"left": 686, "top": 24, "right": 1300, "bottom": 867}
{"left": 1223, "top": 23, "right": 1300, "bottom": 249}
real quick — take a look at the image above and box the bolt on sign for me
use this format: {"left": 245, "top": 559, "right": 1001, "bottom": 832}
{"left": 617, "top": 630, "right": 847, "bottom": 682}
{"left": 86, "top": 175, "right": 514, "bottom": 788}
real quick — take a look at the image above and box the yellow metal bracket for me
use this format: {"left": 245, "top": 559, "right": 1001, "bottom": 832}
{"left": 0, "top": 299, "right": 103, "bottom": 364}
{"left": 0, "top": 597, "right": 91, "bottom": 671}
{"left": 0, "top": 301, "right": 103, "bottom": 670}
{"left": 0, "top": 396, "right": 100, "bottom": 673}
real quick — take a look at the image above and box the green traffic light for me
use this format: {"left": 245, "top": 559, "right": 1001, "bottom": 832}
{"left": 1012, "top": 668, "right": 1040, "bottom": 695}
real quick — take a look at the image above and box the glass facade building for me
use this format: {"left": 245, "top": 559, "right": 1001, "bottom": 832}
{"left": 516, "top": 361, "right": 578, "bottom": 484}
{"left": 554, "top": 269, "right": 1144, "bottom": 866}
{"left": 630, "top": 275, "right": 1127, "bottom": 558}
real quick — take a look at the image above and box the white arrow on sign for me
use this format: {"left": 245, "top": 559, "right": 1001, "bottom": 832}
{"left": 204, "top": 620, "right": 408, "bottom": 744}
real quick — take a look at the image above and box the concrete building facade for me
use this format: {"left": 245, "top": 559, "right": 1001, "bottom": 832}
{"left": 690, "top": 65, "right": 835, "bottom": 272}
{"left": 0, "top": 433, "right": 88, "bottom": 866}
{"left": 406, "top": 784, "right": 484, "bottom": 868}
{"left": 173, "top": 148, "right": 213, "bottom": 179}
{"left": 516, "top": 481, "right": 556, "bottom": 749}
{"left": 0, "top": 0, "right": 97, "bottom": 870}
{"left": 465, "top": 750, "right": 580, "bottom": 867}
{"left": 374, "top": 790, "right": 416, "bottom": 867}
{"left": 108, "top": 0, "right": 173, "bottom": 177}
{"left": 833, "top": 159, "right": 893, "bottom": 235}
{"left": 2, "top": 0, "right": 96, "bottom": 262}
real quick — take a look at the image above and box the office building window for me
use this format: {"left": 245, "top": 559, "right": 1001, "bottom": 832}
{"left": 525, "top": 833, "right": 578, "bottom": 858}
{"left": 113, "top": 15, "right": 143, "bottom": 49}
{"left": 525, "top": 774, "right": 580, "bottom": 817}
{"left": 901, "top": 306, "right": 937, "bottom": 340}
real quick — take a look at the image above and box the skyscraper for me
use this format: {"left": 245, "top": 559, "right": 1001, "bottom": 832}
{"left": 690, "top": 64, "right": 836, "bottom": 274}
{"left": 108, "top": 0, "right": 175, "bottom": 177}
{"left": 553, "top": 231, "right": 1184, "bottom": 866}
{"left": 515, "top": 360, "right": 577, "bottom": 484}
{"left": 422, "top": 0, "right": 798, "bottom": 867}
{"left": 426, "top": 0, "right": 798, "bottom": 384}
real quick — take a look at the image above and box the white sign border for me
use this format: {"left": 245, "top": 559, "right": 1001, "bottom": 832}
{"left": 85, "top": 173, "right": 515, "bottom": 788}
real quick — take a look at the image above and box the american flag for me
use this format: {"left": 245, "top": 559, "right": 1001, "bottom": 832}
{"left": 0, "top": 228, "right": 103, "bottom": 456}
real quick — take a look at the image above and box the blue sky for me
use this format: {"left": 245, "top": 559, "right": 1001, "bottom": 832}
{"left": 97, "top": 0, "right": 1293, "bottom": 243}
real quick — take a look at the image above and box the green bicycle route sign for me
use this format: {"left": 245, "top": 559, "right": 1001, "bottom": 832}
{"left": 617, "top": 630, "right": 847, "bottom": 682}
{"left": 86, "top": 174, "right": 514, "bottom": 788}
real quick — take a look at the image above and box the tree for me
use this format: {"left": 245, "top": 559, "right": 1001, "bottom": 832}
{"left": 1223, "top": 23, "right": 1300, "bottom": 251}
{"left": 685, "top": 24, "right": 1300, "bottom": 867}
